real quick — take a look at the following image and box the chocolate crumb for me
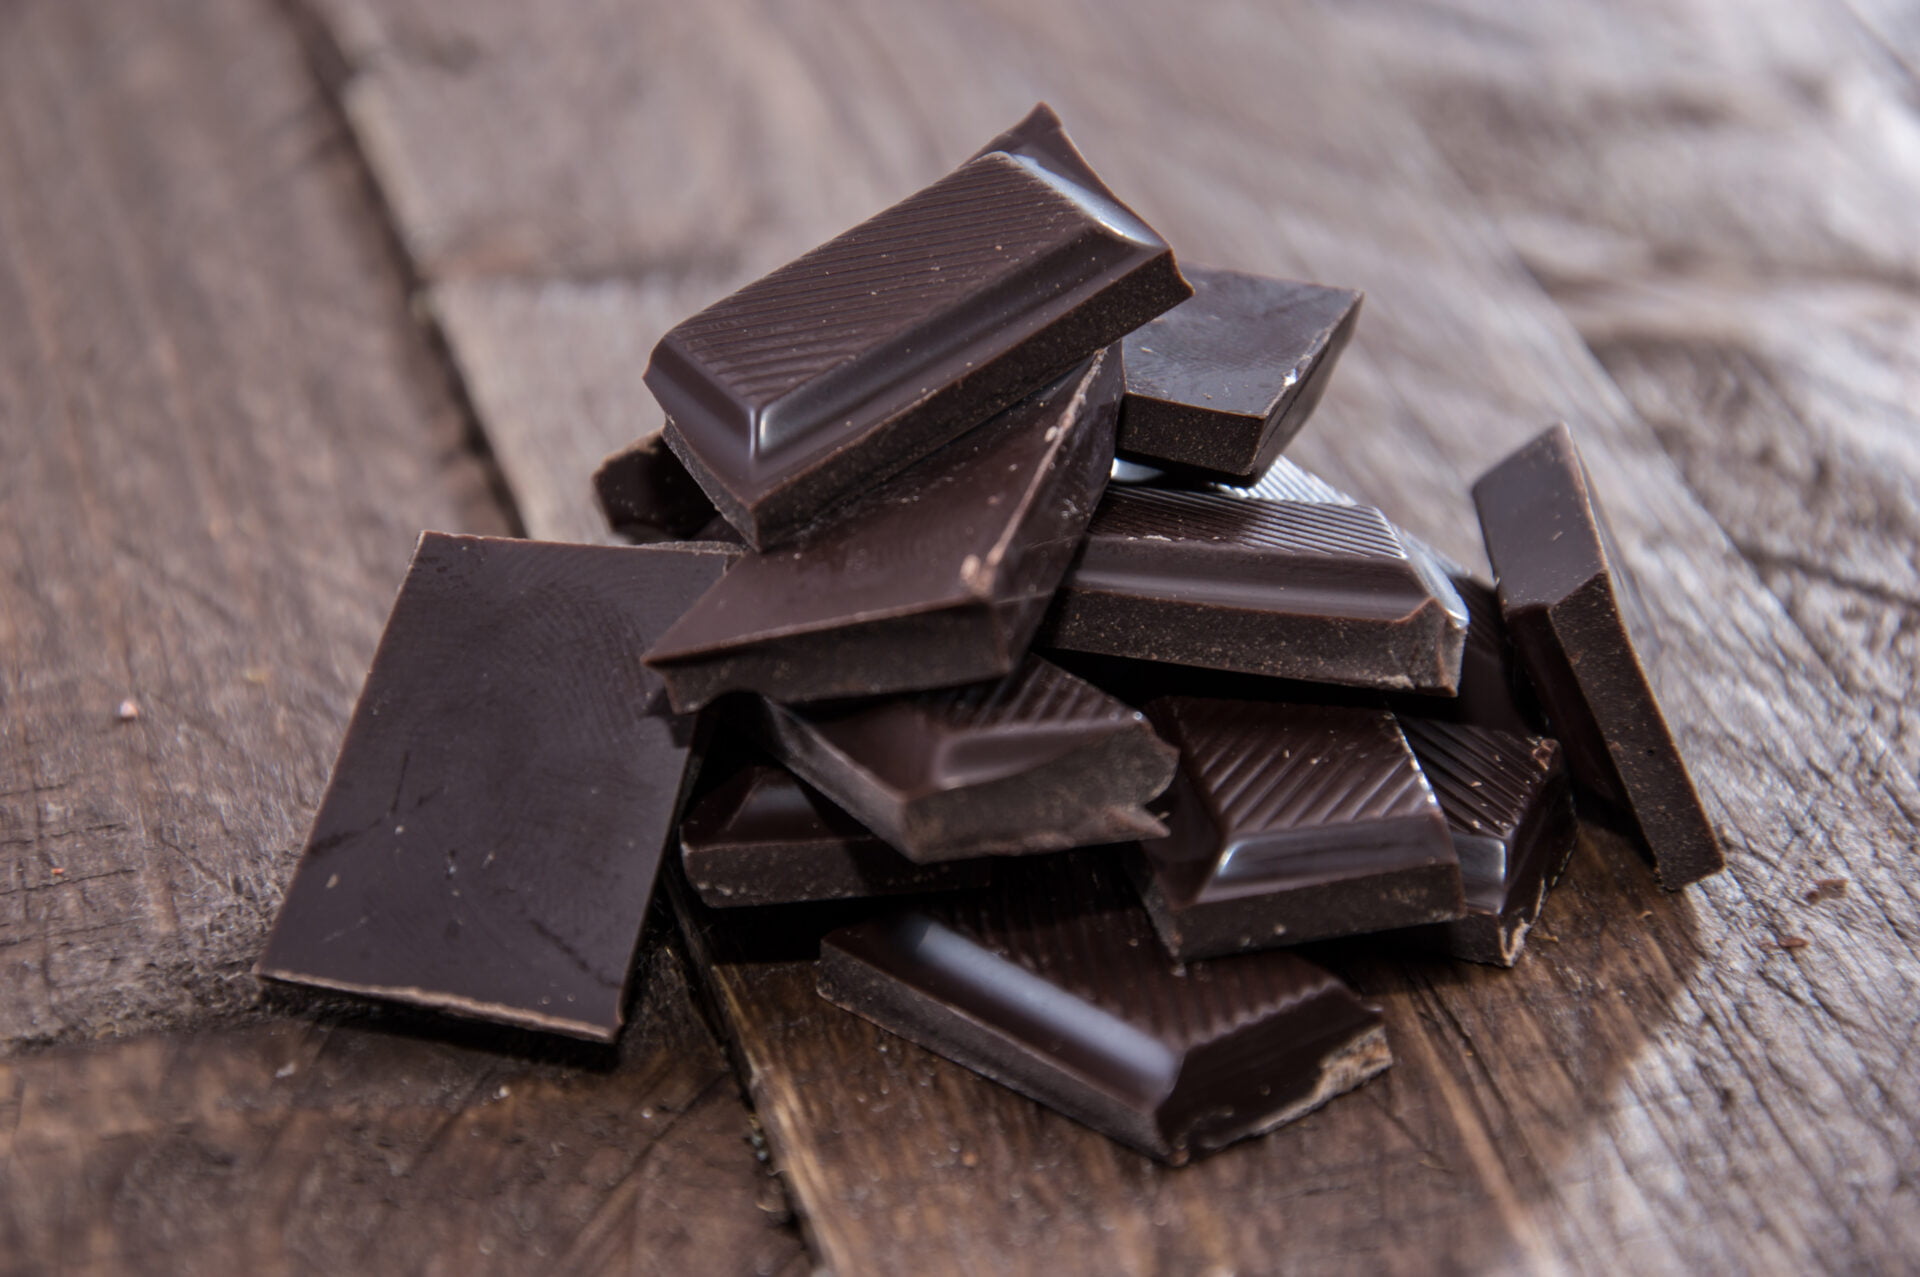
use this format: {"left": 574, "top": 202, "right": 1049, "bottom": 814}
{"left": 115, "top": 698, "right": 141, "bottom": 721}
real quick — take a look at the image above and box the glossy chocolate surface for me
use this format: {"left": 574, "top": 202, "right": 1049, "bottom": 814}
{"left": 1136, "top": 697, "right": 1462, "bottom": 958}
{"left": 1044, "top": 486, "right": 1466, "bottom": 693}
{"left": 255, "top": 536, "right": 739, "bottom": 1041}
{"left": 646, "top": 353, "right": 1121, "bottom": 711}
{"left": 592, "top": 434, "right": 719, "bottom": 543}
{"left": 747, "top": 655, "right": 1178, "bottom": 863}
{"left": 1473, "top": 425, "right": 1723, "bottom": 888}
{"left": 680, "top": 759, "right": 990, "bottom": 908}
{"left": 816, "top": 854, "right": 1389, "bottom": 1163}
{"left": 648, "top": 104, "right": 1189, "bottom": 548}
{"left": 1117, "top": 267, "right": 1360, "bottom": 481}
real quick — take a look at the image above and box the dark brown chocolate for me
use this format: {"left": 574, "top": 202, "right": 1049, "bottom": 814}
{"left": 1136, "top": 697, "right": 1462, "bottom": 958}
{"left": 1472, "top": 425, "right": 1723, "bottom": 888}
{"left": 680, "top": 758, "right": 991, "bottom": 908}
{"left": 255, "top": 535, "right": 739, "bottom": 1041}
{"left": 592, "top": 434, "right": 719, "bottom": 542}
{"left": 1043, "top": 486, "right": 1466, "bottom": 693}
{"left": 817, "top": 854, "right": 1390, "bottom": 1164}
{"left": 746, "top": 655, "right": 1177, "bottom": 863}
{"left": 1395, "top": 718, "right": 1575, "bottom": 966}
{"left": 647, "top": 104, "right": 1189, "bottom": 548}
{"left": 646, "top": 353, "right": 1120, "bottom": 711}
{"left": 1117, "top": 267, "right": 1361, "bottom": 481}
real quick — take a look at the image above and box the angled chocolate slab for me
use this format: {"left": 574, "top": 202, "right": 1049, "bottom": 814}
{"left": 1117, "top": 267, "right": 1361, "bottom": 481}
{"left": 1136, "top": 697, "right": 1461, "bottom": 958}
{"left": 1395, "top": 718, "right": 1575, "bottom": 966}
{"left": 1044, "top": 486, "right": 1465, "bottom": 693}
{"left": 1473, "top": 424, "right": 1723, "bottom": 888}
{"left": 256, "top": 536, "right": 739, "bottom": 1041}
{"left": 647, "top": 353, "right": 1120, "bottom": 711}
{"left": 648, "top": 103, "right": 1189, "bottom": 548}
{"left": 592, "top": 434, "right": 719, "bottom": 543}
{"left": 746, "top": 655, "right": 1177, "bottom": 863}
{"left": 817, "top": 853, "right": 1389, "bottom": 1164}
{"left": 680, "top": 758, "right": 990, "bottom": 908}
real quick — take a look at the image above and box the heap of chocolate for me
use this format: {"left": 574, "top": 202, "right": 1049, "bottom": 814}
{"left": 257, "top": 105, "right": 1723, "bottom": 1165}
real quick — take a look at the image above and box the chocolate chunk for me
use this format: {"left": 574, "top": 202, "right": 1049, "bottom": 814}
{"left": 1472, "top": 425, "right": 1723, "bottom": 888}
{"left": 1392, "top": 575, "right": 1545, "bottom": 737}
{"left": 255, "top": 536, "right": 739, "bottom": 1041}
{"left": 1043, "top": 486, "right": 1466, "bottom": 693}
{"left": 817, "top": 854, "right": 1390, "bottom": 1163}
{"left": 680, "top": 758, "right": 991, "bottom": 908}
{"left": 648, "top": 103, "right": 1190, "bottom": 548}
{"left": 1395, "top": 718, "right": 1575, "bottom": 966}
{"left": 647, "top": 353, "right": 1121, "bottom": 711}
{"left": 1136, "top": 698, "right": 1462, "bottom": 958}
{"left": 592, "top": 435, "right": 720, "bottom": 542}
{"left": 1117, "top": 268, "right": 1361, "bottom": 481}
{"left": 745, "top": 655, "right": 1178, "bottom": 863}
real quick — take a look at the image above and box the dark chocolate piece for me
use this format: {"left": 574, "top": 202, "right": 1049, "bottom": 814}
{"left": 680, "top": 760, "right": 991, "bottom": 908}
{"left": 1390, "top": 576, "right": 1545, "bottom": 737}
{"left": 647, "top": 353, "right": 1121, "bottom": 711}
{"left": 817, "top": 854, "right": 1390, "bottom": 1164}
{"left": 1472, "top": 425, "right": 1723, "bottom": 888}
{"left": 1395, "top": 718, "right": 1575, "bottom": 966}
{"left": 592, "top": 434, "right": 720, "bottom": 542}
{"left": 747, "top": 655, "right": 1177, "bottom": 863}
{"left": 1044, "top": 486, "right": 1466, "bottom": 693}
{"left": 255, "top": 536, "right": 739, "bottom": 1041}
{"left": 1136, "top": 697, "right": 1462, "bottom": 958}
{"left": 648, "top": 103, "right": 1190, "bottom": 549}
{"left": 1117, "top": 267, "right": 1360, "bottom": 481}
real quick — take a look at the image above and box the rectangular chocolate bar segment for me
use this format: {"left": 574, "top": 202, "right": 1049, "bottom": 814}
{"left": 1117, "top": 267, "right": 1361, "bottom": 481}
{"left": 1044, "top": 487, "right": 1466, "bottom": 693}
{"left": 646, "top": 353, "right": 1120, "bottom": 711}
{"left": 1395, "top": 718, "right": 1576, "bottom": 966}
{"left": 816, "top": 854, "right": 1390, "bottom": 1164}
{"left": 746, "top": 655, "right": 1177, "bottom": 863}
{"left": 648, "top": 103, "right": 1190, "bottom": 548}
{"left": 680, "top": 757, "right": 991, "bottom": 908}
{"left": 1137, "top": 698, "right": 1462, "bottom": 958}
{"left": 255, "top": 536, "right": 739, "bottom": 1041}
{"left": 592, "top": 434, "right": 720, "bottom": 543}
{"left": 1472, "top": 424, "right": 1724, "bottom": 888}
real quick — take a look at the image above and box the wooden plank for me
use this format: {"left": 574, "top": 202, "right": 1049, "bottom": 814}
{"left": 305, "top": 0, "right": 1920, "bottom": 1271}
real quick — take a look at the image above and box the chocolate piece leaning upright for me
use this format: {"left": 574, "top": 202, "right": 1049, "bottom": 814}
{"left": 1117, "top": 267, "right": 1361, "bottom": 482}
{"left": 680, "top": 757, "right": 991, "bottom": 908}
{"left": 746, "top": 655, "right": 1177, "bottom": 863}
{"left": 255, "top": 536, "right": 740, "bottom": 1041}
{"left": 592, "top": 434, "right": 720, "bottom": 543}
{"left": 647, "top": 353, "right": 1120, "bottom": 711}
{"left": 817, "top": 854, "right": 1390, "bottom": 1164}
{"left": 1472, "top": 425, "right": 1723, "bottom": 888}
{"left": 1137, "top": 698, "right": 1462, "bottom": 959}
{"left": 647, "top": 103, "right": 1190, "bottom": 548}
{"left": 1044, "top": 486, "right": 1466, "bottom": 693}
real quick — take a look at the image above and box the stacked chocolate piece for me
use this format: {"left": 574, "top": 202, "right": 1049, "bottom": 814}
{"left": 257, "top": 105, "right": 1723, "bottom": 1165}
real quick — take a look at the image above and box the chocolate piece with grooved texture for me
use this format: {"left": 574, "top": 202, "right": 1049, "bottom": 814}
{"left": 255, "top": 536, "right": 740, "bottom": 1041}
{"left": 1473, "top": 424, "right": 1723, "bottom": 888}
{"left": 1395, "top": 718, "right": 1576, "bottom": 966}
{"left": 680, "top": 759, "right": 990, "bottom": 908}
{"left": 817, "top": 854, "right": 1390, "bottom": 1164}
{"left": 1137, "top": 698, "right": 1462, "bottom": 958}
{"left": 648, "top": 103, "right": 1190, "bottom": 548}
{"left": 592, "top": 435, "right": 720, "bottom": 543}
{"left": 647, "top": 353, "right": 1121, "bottom": 711}
{"left": 746, "top": 655, "right": 1178, "bottom": 863}
{"left": 1117, "top": 268, "right": 1361, "bottom": 481}
{"left": 1043, "top": 486, "right": 1466, "bottom": 693}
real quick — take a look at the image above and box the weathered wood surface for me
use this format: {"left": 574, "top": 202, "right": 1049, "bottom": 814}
{"left": 301, "top": 0, "right": 1920, "bottom": 1272}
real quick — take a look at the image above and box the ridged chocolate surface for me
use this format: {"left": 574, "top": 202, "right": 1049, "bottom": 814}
{"left": 256, "top": 536, "right": 738, "bottom": 1041}
{"left": 648, "top": 104, "right": 1188, "bottom": 547}
{"left": 817, "top": 854, "right": 1388, "bottom": 1162}
{"left": 1473, "top": 424, "right": 1723, "bottom": 888}
{"left": 1118, "top": 267, "right": 1361, "bottom": 481}
{"left": 646, "top": 352, "right": 1121, "bottom": 710}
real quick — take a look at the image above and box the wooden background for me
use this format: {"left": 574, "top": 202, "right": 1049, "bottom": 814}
{"left": 3, "top": 0, "right": 1917, "bottom": 1272}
